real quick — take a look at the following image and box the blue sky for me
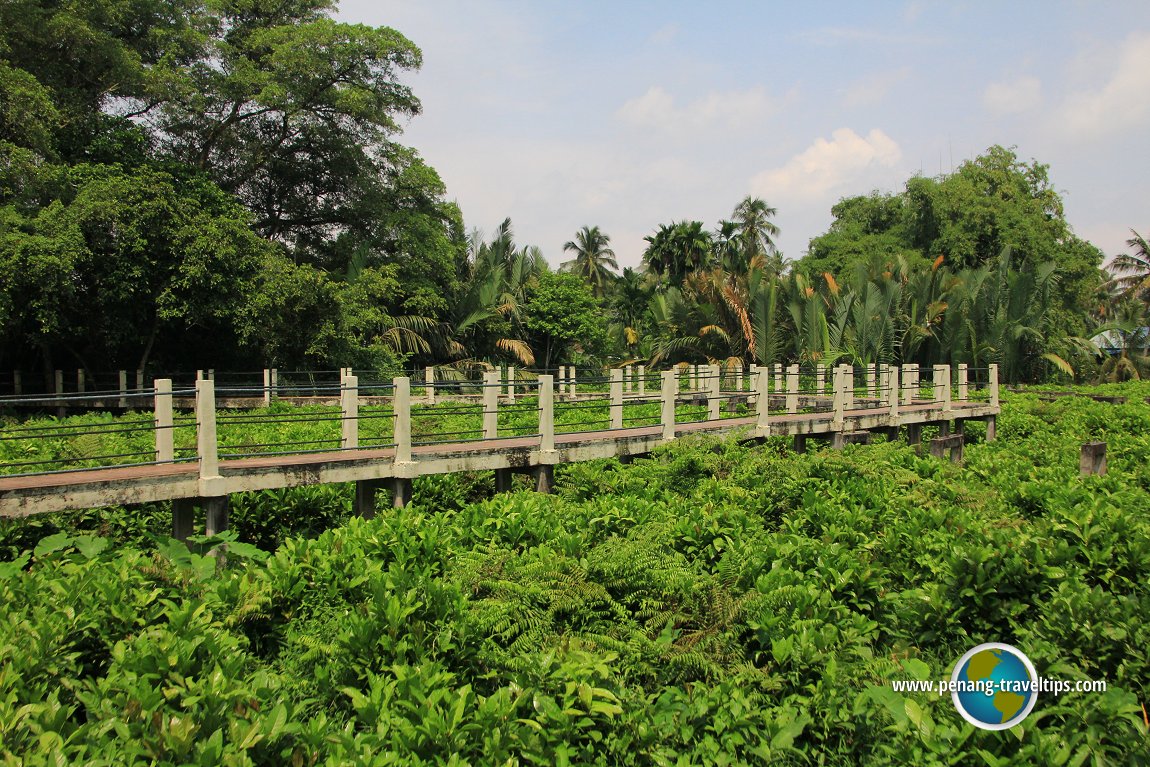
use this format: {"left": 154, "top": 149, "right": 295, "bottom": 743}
{"left": 339, "top": 1, "right": 1150, "bottom": 270}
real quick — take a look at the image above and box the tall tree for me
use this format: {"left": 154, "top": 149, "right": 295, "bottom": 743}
{"left": 561, "top": 225, "right": 618, "bottom": 298}
{"left": 731, "top": 195, "right": 782, "bottom": 274}
{"left": 642, "top": 221, "right": 713, "bottom": 286}
{"left": 1108, "top": 229, "right": 1150, "bottom": 304}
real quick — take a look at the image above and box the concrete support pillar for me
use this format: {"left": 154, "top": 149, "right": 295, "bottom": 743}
{"left": 172, "top": 498, "right": 195, "bottom": 541}
{"left": 1080, "top": 442, "right": 1107, "bottom": 476}
{"left": 793, "top": 434, "right": 807, "bottom": 453}
{"left": 203, "top": 496, "right": 229, "bottom": 536}
{"left": 906, "top": 423, "right": 922, "bottom": 446}
{"left": 533, "top": 465, "right": 554, "bottom": 494}
{"left": 986, "top": 415, "right": 997, "bottom": 442}
{"left": 708, "top": 364, "right": 721, "bottom": 420}
{"left": 832, "top": 432, "right": 846, "bottom": 451}
{"left": 989, "top": 364, "right": 1000, "bottom": 408}
{"left": 195, "top": 378, "right": 219, "bottom": 479}
{"left": 354, "top": 480, "right": 382, "bottom": 518}
{"left": 610, "top": 369, "right": 624, "bottom": 429}
{"left": 539, "top": 375, "right": 555, "bottom": 453}
{"left": 957, "top": 363, "right": 969, "bottom": 402}
{"left": 755, "top": 367, "right": 770, "bottom": 437}
{"left": 341, "top": 374, "right": 359, "bottom": 450}
{"left": 483, "top": 371, "right": 499, "bottom": 439}
{"left": 661, "top": 370, "right": 676, "bottom": 441}
{"left": 391, "top": 478, "right": 412, "bottom": 508}
{"left": 785, "top": 364, "right": 799, "bottom": 414}
{"left": 118, "top": 370, "right": 128, "bottom": 409}
{"left": 425, "top": 367, "right": 436, "bottom": 405}
{"left": 394, "top": 377, "right": 412, "bottom": 463}
{"left": 938, "top": 420, "right": 951, "bottom": 437}
{"left": 154, "top": 379, "right": 174, "bottom": 463}
{"left": 495, "top": 468, "right": 513, "bottom": 493}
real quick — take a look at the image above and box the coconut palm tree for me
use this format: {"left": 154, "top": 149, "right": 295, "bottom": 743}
{"left": 732, "top": 196, "right": 782, "bottom": 275}
{"left": 1108, "top": 228, "right": 1150, "bottom": 304}
{"left": 562, "top": 225, "right": 618, "bottom": 298}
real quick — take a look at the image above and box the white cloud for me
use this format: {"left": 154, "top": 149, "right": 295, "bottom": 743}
{"left": 1061, "top": 31, "right": 1150, "bottom": 139}
{"left": 750, "top": 128, "right": 902, "bottom": 202}
{"left": 844, "top": 68, "right": 911, "bottom": 108}
{"left": 616, "top": 85, "right": 775, "bottom": 133}
{"left": 983, "top": 75, "right": 1042, "bottom": 115}
{"left": 648, "top": 23, "right": 679, "bottom": 45}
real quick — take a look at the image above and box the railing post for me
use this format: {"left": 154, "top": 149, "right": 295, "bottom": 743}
{"left": 866, "top": 363, "right": 876, "bottom": 399}
{"left": 341, "top": 373, "right": 358, "bottom": 450}
{"left": 540, "top": 374, "right": 555, "bottom": 453}
{"left": 154, "top": 378, "right": 174, "bottom": 463}
{"left": 558, "top": 365, "right": 566, "bottom": 396}
{"left": 569, "top": 366, "right": 577, "bottom": 397}
{"left": 638, "top": 364, "right": 646, "bottom": 396}
{"left": 263, "top": 368, "right": 272, "bottom": 406}
{"left": 734, "top": 360, "right": 744, "bottom": 392}
{"left": 661, "top": 370, "right": 676, "bottom": 441}
{"left": 195, "top": 378, "right": 219, "bottom": 479}
{"left": 425, "top": 366, "right": 436, "bottom": 405}
{"left": 909, "top": 363, "right": 920, "bottom": 400}
{"left": 270, "top": 368, "right": 278, "bottom": 399}
{"left": 707, "top": 364, "right": 721, "bottom": 420}
{"left": 393, "top": 376, "right": 411, "bottom": 462}
{"left": 610, "top": 368, "right": 623, "bottom": 429}
{"left": 816, "top": 364, "right": 826, "bottom": 395}
{"left": 773, "top": 363, "right": 783, "bottom": 395}
{"left": 901, "top": 365, "right": 913, "bottom": 406}
{"left": 957, "top": 363, "right": 969, "bottom": 402}
{"left": 484, "top": 370, "right": 499, "bottom": 439}
{"left": 786, "top": 364, "right": 799, "bottom": 414}
{"left": 755, "top": 367, "right": 770, "bottom": 437}
{"left": 13, "top": 370, "right": 21, "bottom": 396}
{"left": 118, "top": 370, "right": 128, "bottom": 409}
{"left": 77, "top": 368, "right": 85, "bottom": 394}
{"left": 834, "top": 364, "right": 849, "bottom": 410}
{"left": 54, "top": 369, "right": 63, "bottom": 396}
{"left": 832, "top": 366, "right": 845, "bottom": 431}
{"left": 886, "top": 366, "right": 900, "bottom": 421}
{"left": 935, "top": 364, "right": 952, "bottom": 411}
{"left": 506, "top": 366, "right": 516, "bottom": 403}
{"left": 748, "top": 364, "right": 759, "bottom": 405}
{"left": 623, "top": 365, "right": 632, "bottom": 395}
{"left": 989, "top": 364, "right": 1000, "bottom": 408}
{"left": 136, "top": 369, "right": 144, "bottom": 393}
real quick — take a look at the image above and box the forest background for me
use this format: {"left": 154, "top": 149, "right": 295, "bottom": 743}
{"left": 3, "top": 0, "right": 1148, "bottom": 385}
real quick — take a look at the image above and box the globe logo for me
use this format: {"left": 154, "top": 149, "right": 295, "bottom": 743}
{"left": 951, "top": 643, "right": 1039, "bottom": 730}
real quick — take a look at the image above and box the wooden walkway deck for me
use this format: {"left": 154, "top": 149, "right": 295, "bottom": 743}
{"left": 0, "top": 400, "right": 996, "bottom": 520}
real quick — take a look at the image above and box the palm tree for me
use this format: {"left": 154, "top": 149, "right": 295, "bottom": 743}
{"left": 642, "top": 221, "right": 714, "bottom": 286}
{"left": 1108, "top": 228, "right": 1150, "bottom": 303}
{"left": 562, "top": 225, "right": 618, "bottom": 298}
{"left": 732, "top": 196, "right": 782, "bottom": 274}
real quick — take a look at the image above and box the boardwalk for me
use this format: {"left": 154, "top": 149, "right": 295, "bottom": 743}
{"left": 0, "top": 363, "right": 1000, "bottom": 537}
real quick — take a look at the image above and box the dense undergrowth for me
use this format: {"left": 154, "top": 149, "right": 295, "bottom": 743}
{"left": 1, "top": 390, "right": 1149, "bottom": 764}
